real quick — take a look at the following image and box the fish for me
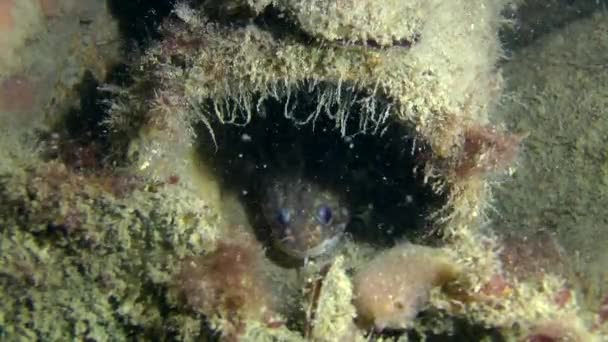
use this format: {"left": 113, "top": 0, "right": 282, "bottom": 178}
{"left": 261, "top": 175, "right": 350, "bottom": 260}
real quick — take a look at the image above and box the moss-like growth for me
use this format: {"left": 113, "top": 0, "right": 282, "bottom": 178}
{"left": 110, "top": 0, "right": 506, "bottom": 172}
{"left": 102, "top": 0, "right": 593, "bottom": 339}
{"left": 308, "top": 256, "right": 362, "bottom": 341}
{"left": 4, "top": 0, "right": 604, "bottom": 340}
{"left": 172, "top": 240, "right": 278, "bottom": 338}
{"left": 491, "top": 12, "right": 608, "bottom": 338}
{"left": 0, "top": 160, "right": 221, "bottom": 340}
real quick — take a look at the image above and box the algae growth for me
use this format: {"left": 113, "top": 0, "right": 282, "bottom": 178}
{"left": 1, "top": 0, "right": 607, "bottom": 341}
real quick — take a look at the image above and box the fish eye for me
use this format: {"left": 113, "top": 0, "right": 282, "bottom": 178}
{"left": 277, "top": 208, "right": 291, "bottom": 225}
{"left": 317, "top": 205, "right": 332, "bottom": 225}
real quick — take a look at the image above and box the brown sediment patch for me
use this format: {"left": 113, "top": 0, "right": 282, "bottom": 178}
{"left": 0, "top": 75, "right": 35, "bottom": 113}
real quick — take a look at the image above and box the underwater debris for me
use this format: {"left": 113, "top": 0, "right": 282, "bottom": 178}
{"left": 110, "top": 0, "right": 507, "bottom": 177}
{"left": 352, "top": 243, "right": 460, "bottom": 331}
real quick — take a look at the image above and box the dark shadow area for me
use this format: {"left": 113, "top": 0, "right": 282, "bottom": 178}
{"left": 107, "top": 0, "right": 178, "bottom": 50}
{"left": 195, "top": 81, "right": 445, "bottom": 267}
{"left": 64, "top": 70, "right": 108, "bottom": 141}
{"left": 38, "top": 65, "right": 138, "bottom": 172}
{"left": 37, "top": 70, "right": 113, "bottom": 171}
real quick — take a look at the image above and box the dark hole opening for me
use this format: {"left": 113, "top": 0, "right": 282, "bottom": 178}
{"left": 196, "top": 80, "right": 446, "bottom": 265}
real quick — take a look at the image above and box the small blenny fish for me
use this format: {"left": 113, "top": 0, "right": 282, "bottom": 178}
{"left": 261, "top": 176, "right": 350, "bottom": 260}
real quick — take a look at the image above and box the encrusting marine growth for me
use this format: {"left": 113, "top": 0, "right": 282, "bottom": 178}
{"left": 353, "top": 244, "right": 460, "bottom": 330}
{"left": 1, "top": 0, "right": 606, "bottom": 340}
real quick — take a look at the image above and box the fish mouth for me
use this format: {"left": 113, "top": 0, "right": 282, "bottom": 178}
{"left": 271, "top": 220, "right": 347, "bottom": 260}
